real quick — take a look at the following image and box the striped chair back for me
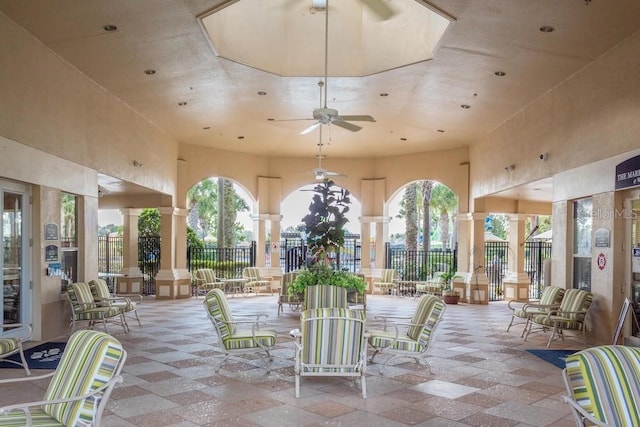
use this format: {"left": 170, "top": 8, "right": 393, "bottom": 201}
{"left": 196, "top": 268, "right": 219, "bottom": 284}
{"left": 89, "top": 278, "right": 112, "bottom": 300}
{"left": 243, "top": 267, "right": 260, "bottom": 280}
{"left": 407, "top": 295, "right": 446, "bottom": 343}
{"left": 42, "top": 330, "right": 125, "bottom": 426}
{"left": 67, "top": 282, "right": 97, "bottom": 310}
{"left": 380, "top": 269, "right": 396, "bottom": 283}
{"left": 564, "top": 345, "right": 640, "bottom": 425}
{"left": 560, "top": 288, "right": 593, "bottom": 322}
{"left": 204, "top": 289, "right": 236, "bottom": 341}
{"left": 300, "top": 308, "right": 367, "bottom": 368}
{"left": 304, "top": 285, "right": 348, "bottom": 309}
{"left": 539, "top": 286, "right": 566, "bottom": 306}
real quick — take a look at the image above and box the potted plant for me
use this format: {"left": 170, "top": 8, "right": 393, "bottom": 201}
{"left": 290, "top": 180, "right": 366, "bottom": 298}
{"left": 439, "top": 269, "right": 462, "bottom": 304}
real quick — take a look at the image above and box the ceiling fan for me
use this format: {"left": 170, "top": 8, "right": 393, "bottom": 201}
{"left": 279, "top": 0, "right": 378, "bottom": 134}
{"left": 312, "top": 128, "right": 346, "bottom": 180}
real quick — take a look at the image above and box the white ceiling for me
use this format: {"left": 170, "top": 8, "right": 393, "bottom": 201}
{"left": 2, "top": 0, "right": 640, "bottom": 201}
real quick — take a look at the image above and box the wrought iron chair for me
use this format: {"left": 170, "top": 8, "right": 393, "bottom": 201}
{"left": 372, "top": 268, "right": 397, "bottom": 296}
{"left": 506, "top": 285, "right": 565, "bottom": 337}
{"left": 0, "top": 323, "right": 31, "bottom": 376}
{"left": 525, "top": 288, "right": 593, "bottom": 347}
{"left": 0, "top": 329, "right": 127, "bottom": 427}
{"left": 368, "top": 294, "right": 446, "bottom": 374}
{"left": 291, "top": 308, "right": 368, "bottom": 398}
{"left": 194, "top": 268, "right": 225, "bottom": 298}
{"left": 203, "top": 289, "right": 277, "bottom": 372}
{"left": 562, "top": 345, "right": 640, "bottom": 426}
{"left": 89, "top": 278, "right": 142, "bottom": 330}
{"left": 304, "top": 284, "right": 348, "bottom": 310}
{"left": 66, "top": 282, "right": 127, "bottom": 334}
{"left": 242, "top": 267, "right": 273, "bottom": 295}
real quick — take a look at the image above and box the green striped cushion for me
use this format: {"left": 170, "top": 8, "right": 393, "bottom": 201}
{"left": 559, "top": 289, "right": 593, "bottom": 320}
{"left": 565, "top": 345, "right": 640, "bottom": 425}
{"left": 243, "top": 267, "right": 260, "bottom": 280}
{"left": 68, "top": 282, "right": 97, "bottom": 309}
{"left": 73, "top": 306, "right": 122, "bottom": 320}
{"left": 304, "top": 285, "right": 348, "bottom": 309}
{"left": 0, "top": 408, "right": 65, "bottom": 426}
{"left": 225, "top": 329, "right": 277, "bottom": 350}
{"left": 88, "top": 279, "right": 112, "bottom": 300}
{"left": 300, "top": 308, "right": 366, "bottom": 372}
{"left": 0, "top": 338, "right": 19, "bottom": 354}
{"left": 42, "top": 330, "right": 124, "bottom": 426}
{"left": 539, "top": 286, "right": 565, "bottom": 306}
{"left": 196, "top": 269, "right": 218, "bottom": 284}
{"left": 204, "top": 289, "right": 236, "bottom": 337}
{"left": 407, "top": 295, "right": 446, "bottom": 342}
{"left": 368, "top": 330, "right": 422, "bottom": 352}
{"left": 381, "top": 269, "right": 395, "bottom": 283}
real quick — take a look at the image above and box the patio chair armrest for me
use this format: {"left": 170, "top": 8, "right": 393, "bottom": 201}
{"left": 114, "top": 293, "right": 143, "bottom": 302}
{"left": 0, "top": 323, "right": 32, "bottom": 340}
{"left": 370, "top": 325, "right": 400, "bottom": 349}
{"left": 561, "top": 395, "right": 605, "bottom": 426}
{"left": 0, "top": 375, "right": 123, "bottom": 420}
{"left": 507, "top": 299, "right": 527, "bottom": 310}
{"left": 372, "top": 315, "right": 411, "bottom": 331}
{"left": 523, "top": 302, "right": 560, "bottom": 313}
{"left": 555, "top": 309, "right": 588, "bottom": 319}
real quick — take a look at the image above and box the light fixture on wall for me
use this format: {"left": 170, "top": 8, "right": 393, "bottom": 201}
{"left": 504, "top": 164, "right": 515, "bottom": 172}
{"left": 133, "top": 160, "right": 144, "bottom": 168}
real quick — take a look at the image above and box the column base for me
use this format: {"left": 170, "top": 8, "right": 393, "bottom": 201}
{"left": 118, "top": 276, "right": 144, "bottom": 294}
{"left": 503, "top": 273, "right": 531, "bottom": 301}
{"left": 155, "top": 269, "right": 192, "bottom": 299}
{"left": 466, "top": 273, "right": 489, "bottom": 304}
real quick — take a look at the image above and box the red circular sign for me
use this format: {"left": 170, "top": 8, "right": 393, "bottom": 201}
{"left": 597, "top": 253, "right": 606, "bottom": 270}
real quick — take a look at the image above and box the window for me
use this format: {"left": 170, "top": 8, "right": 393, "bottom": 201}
{"left": 573, "top": 198, "right": 592, "bottom": 290}
{"left": 61, "top": 193, "right": 77, "bottom": 289}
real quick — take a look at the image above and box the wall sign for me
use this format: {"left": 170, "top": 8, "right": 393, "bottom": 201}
{"left": 45, "top": 245, "right": 59, "bottom": 262}
{"left": 615, "top": 154, "right": 640, "bottom": 190}
{"left": 44, "top": 222, "right": 59, "bottom": 240}
{"left": 597, "top": 252, "right": 607, "bottom": 271}
{"left": 594, "top": 228, "right": 610, "bottom": 248}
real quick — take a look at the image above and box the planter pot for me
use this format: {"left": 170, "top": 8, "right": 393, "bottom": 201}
{"left": 443, "top": 294, "right": 460, "bottom": 304}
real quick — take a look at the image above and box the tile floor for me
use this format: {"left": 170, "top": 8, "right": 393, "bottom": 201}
{"left": 0, "top": 294, "right": 587, "bottom": 426}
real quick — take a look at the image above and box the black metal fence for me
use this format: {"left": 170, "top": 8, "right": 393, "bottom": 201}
{"left": 525, "top": 241, "right": 553, "bottom": 299}
{"left": 187, "top": 242, "right": 255, "bottom": 279}
{"left": 277, "top": 235, "right": 361, "bottom": 273}
{"left": 385, "top": 243, "right": 457, "bottom": 281}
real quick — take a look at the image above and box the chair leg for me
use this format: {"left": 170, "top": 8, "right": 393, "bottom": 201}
{"left": 546, "top": 325, "right": 559, "bottom": 348}
{"left": 361, "top": 374, "right": 367, "bottom": 399}
{"left": 17, "top": 343, "right": 31, "bottom": 376}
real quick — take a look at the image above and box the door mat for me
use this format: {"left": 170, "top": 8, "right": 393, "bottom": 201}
{"left": 526, "top": 349, "right": 578, "bottom": 369}
{"left": 1, "top": 341, "right": 66, "bottom": 371}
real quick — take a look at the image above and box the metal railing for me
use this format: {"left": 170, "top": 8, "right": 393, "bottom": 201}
{"left": 385, "top": 243, "right": 457, "bottom": 281}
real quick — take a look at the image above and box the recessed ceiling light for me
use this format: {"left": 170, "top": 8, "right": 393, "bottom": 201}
{"left": 400, "top": 137, "right": 407, "bottom": 141}
{"left": 494, "top": 71, "right": 506, "bottom": 77}
{"left": 539, "top": 25, "right": 555, "bottom": 33}
{"left": 267, "top": 118, "right": 275, "bottom": 121}
{"left": 203, "top": 126, "right": 211, "bottom": 130}
{"left": 178, "top": 101, "right": 187, "bottom": 106}
{"left": 380, "top": 93, "right": 389, "bottom": 97}
{"left": 461, "top": 104, "right": 471, "bottom": 109}
{"left": 257, "top": 91, "right": 267, "bottom": 96}
{"left": 144, "top": 69, "right": 156, "bottom": 75}
{"left": 102, "top": 24, "right": 118, "bottom": 32}
{"left": 437, "top": 129, "right": 445, "bottom": 133}
{"left": 237, "top": 136, "right": 245, "bottom": 140}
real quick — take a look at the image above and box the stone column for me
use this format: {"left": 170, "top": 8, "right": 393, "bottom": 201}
{"left": 467, "top": 213, "right": 489, "bottom": 304}
{"left": 118, "top": 208, "right": 144, "bottom": 294}
{"left": 502, "top": 214, "right": 531, "bottom": 301}
{"left": 155, "top": 207, "right": 191, "bottom": 299}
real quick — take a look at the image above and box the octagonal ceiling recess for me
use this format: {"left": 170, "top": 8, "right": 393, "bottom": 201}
{"left": 199, "top": 0, "right": 451, "bottom": 77}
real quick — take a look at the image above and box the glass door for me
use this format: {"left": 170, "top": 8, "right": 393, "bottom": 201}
{"left": 1, "top": 180, "right": 30, "bottom": 326}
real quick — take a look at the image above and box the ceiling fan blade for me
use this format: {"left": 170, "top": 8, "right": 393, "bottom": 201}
{"left": 332, "top": 120, "right": 362, "bottom": 132}
{"left": 300, "top": 121, "right": 321, "bottom": 135}
{"left": 361, "top": 0, "right": 396, "bottom": 21}
{"left": 338, "top": 115, "right": 376, "bottom": 122}
{"left": 271, "top": 118, "right": 314, "bottom": 122}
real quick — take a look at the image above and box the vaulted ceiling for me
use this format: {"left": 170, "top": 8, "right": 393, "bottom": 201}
{"left": 1, "top": 0, "right": 639, "bottom": 197}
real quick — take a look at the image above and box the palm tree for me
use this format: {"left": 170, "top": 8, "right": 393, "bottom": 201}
{"left": 430, "top": 184, "right": 458, "bottom": 250}
{"left": 421, "top": 180, "right": 435, "bottom": 251}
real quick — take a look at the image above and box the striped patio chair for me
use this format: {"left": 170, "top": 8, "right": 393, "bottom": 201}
{"left": 0, "top": 329, "right": 127, "bottom": 427}
{"left": 506, "top": 285, "right": 565, "bottom": 337}
{"left": 278, "top": 271, "right": 302, "bottom": 316}
{"left": 203, "top": 289, "right": 277, "bottom": 372}
{"left": 194, "top": 268, "right": 225, "bottom": 298}
{"left": 242, "top": 267, "right": 273, "bottom": 295}
{"left": 89, "top": 278, "right": 142, "bottom": 331}
{"left": 372, "top": 269, "right": 397, "bottom": 296}
{"left": 525, "top": 288, "right": 593, "bottom": 348}
{"left": 0, "top": 323, "right": 31, "bottom": 376}
{"left": 368, "top": 294, "right": 446, "bottom": 374}
{"left": 303, "top": 284, "right": 348, "bottom": 310}
{"left": 292, "top": 308, "right": 368, "bottom": 398}
{"left": 562, "top": 345, "right": 640, "bottom": 426}
{"left": 66, "top": 282, "right": 127, "bottom": 334}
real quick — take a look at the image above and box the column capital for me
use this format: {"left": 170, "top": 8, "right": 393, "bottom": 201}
{"left": 119, "top": 208, "right": 142, "bottom": 216}
{"left": 456, "top": 212, "right": 487, "bottom": 222}
{"left": 157, "top": 207, "right": 187, "bottom": 216}
{"left": 359, "top": 216, "right": 391, "bottom": 224}
{"left": 251, "top": 213, "right": 282, "bottom": 221}
{"left": 507, "top": 213, "right": 530, "bottom": 221}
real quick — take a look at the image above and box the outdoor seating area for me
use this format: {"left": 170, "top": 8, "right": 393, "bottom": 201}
{"left": 0, "top": 294, "right": 595, "bottom": 425}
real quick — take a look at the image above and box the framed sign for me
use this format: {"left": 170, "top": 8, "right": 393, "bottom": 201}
{"left": 594, "top": 228, "right": 610, "bottom": 248}
{"left": 44, "top": 222, "right": 59, "bottom": 240}
{"left": 45, "top": 244, "right": 59, "bottom": 262}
